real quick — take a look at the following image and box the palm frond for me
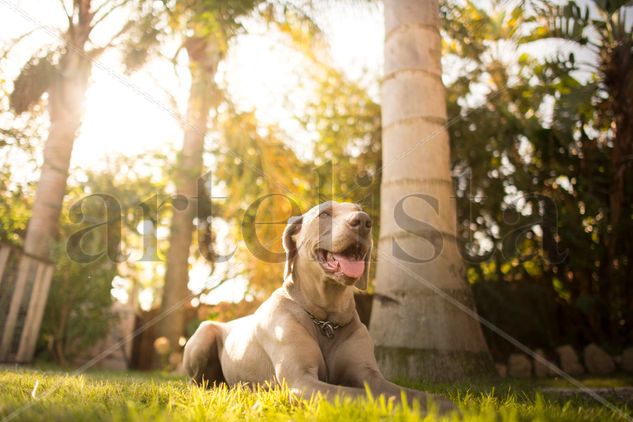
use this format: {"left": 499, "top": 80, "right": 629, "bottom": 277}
{"left": 593, "top": 0, "right": 633, "bottom": 15}
{"left": 10, "top": 52, "right": 58, "bottom": 114}
{"left": 524, "top": 1, "right": 590, "bottom": 45}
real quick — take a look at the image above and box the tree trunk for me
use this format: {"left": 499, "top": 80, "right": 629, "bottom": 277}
{"left": 369, "top": 0, "right": 492, "bottom": 381}
{"left": 0, "top": 14, "right": 92, "bottom": 361}
{"left": 153, "top": 37, "right": 219, "bottom": 365}
{"left": 24, "top": 52, "right": 90, "bottom": 259}
{"left": 604, "top": 38, "right": 633, "bottom": 337}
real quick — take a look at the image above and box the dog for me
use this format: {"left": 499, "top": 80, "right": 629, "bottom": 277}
{"left": 183, "top": 201, "right": 455, "bottom": 412}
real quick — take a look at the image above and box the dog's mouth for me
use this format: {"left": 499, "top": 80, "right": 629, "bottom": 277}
{"left": 315, "top": 242, "right": 369, "bottom": 280}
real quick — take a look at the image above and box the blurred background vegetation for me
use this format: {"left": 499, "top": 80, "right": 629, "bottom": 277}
{"left": 0, "top": 0, "right": 631, "bottom": 366}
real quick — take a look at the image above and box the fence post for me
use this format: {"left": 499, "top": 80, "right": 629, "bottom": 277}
{"left": 0, "top": 246, "right": 9, "bottom": 288}
{"left": 1, "top": 246, "right": 56, "bottom": 363}
{"left": 16, "top": 262, "right": 55, "bottom": 362}
{"left": 0, "top": 255, "right": 32, "bottom": 360}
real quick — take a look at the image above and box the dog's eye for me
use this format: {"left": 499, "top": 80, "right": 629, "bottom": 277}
{"left": 319, "top": 210, "right": 331, "bottom": 217}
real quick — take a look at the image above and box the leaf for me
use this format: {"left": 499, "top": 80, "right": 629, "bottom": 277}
{"left": 595, "top": 0, "right": 633, "bottom": 14}
{"left": 10, "top": 52, "right": 57, "bottom": 114}
{"left": 121, "top": 14, "right": 162, "bottom": 74}
{"left": 523, "top": 1, "right": 590, "bottom": 44}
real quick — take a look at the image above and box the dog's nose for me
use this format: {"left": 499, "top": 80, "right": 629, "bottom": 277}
{"left": 346, "top": 211, "right": 372, "bottom": 234}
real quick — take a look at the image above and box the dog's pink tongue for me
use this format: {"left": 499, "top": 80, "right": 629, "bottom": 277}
{"left": 333, "top": 254, "right": 365, "bottom": 278}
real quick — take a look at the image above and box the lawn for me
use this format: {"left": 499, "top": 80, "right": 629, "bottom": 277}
{"left": 0, "top": 367, "right": 631, "bottom": 421}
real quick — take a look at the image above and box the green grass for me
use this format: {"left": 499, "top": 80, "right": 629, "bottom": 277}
{"left": 0, "top": 367, "right": 631, "bottom": 421}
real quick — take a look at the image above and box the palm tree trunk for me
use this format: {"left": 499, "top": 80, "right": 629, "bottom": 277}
{"left": 0, "top": 17, "right": 92, "bottom": 361}
{"left": 25, "top": 0, "right": 93, "bottom": 259}
{"left": 603, "top": 35, "right": 633, "bottom": 338}
{"left": 24, "top": 56, "right": 90, "bottom": 259}
{"left": 153, "top": 37, "right": 219, "bottom": 364}
{"left": 369, "top": 0, "right": 492, "bottom": 381}
{"left": 606, "top": 95, "right": 633, "bottom": 337}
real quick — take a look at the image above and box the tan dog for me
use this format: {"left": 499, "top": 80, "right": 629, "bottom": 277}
{"left": 183, "top": 201, "right": 455, "bottom": 412}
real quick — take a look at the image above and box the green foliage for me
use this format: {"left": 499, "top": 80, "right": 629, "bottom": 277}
{"left": 2, "top": 0, "right": 631, "bottom": 367}
{"left": 472, "top": 281, "right": 561, "bottom": 360}
{"left": 300, "top": 65, "right": 381, "bottom": 288}
{"left": 164, "top": 0, "right": 264, "bottom": 55}
{"left": 0, "top": 77, "right": 44, "bottom": 246}
{"left": 38, "top": 154, "right": 172, "bottom": 363}
{"left": 174, "top": 0, "right": 262, "bottom": 36}
{"left": 121, "top": 13, "right": 164, "bottom": 74}
{"left": 40, "top": 241, "right": 117, "bottom": 366}
{"left": 0, "top": 369, "right": 630, "bottom": 421}
{"left": 289, "top": 0, "right": 633, "bottom": 355}
{"left": 0, "top": 188, "right": 31, "bottom": 246}
{"left": 213, "top": 108, "right": 310, "bottom": 295}
{"left": 9, "top": 52, "right": 57, "bottom": 114}
{"left": 40, "top": 177, "right": 122, "bottom": 364}
{"left": 303, "top": 66, "right": 381, "bottom": 211}
{"left": 433, "top": 0, "right": 633, "bottom": 354}
{"left": 527, "top": 1, "right": 591, "bottom": 45}
{"left": 443, "top": 0, "right": 567, "bottom": 282}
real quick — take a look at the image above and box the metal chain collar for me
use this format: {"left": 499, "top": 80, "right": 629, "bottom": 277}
{"left": 305, "top": 311, "right": 344, "bottom": 339}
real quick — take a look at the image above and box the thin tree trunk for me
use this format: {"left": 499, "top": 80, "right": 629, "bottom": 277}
{"left": 153, "top": 37, "right": 219, "bottom": 365}
{"left": 369, "top": 0, "right": 492, "bottom": 381}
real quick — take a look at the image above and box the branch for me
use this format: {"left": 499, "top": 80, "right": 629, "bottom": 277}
{"left": 91, "top": 0, "right": 112, "bottom": 18}
{"left": 0, "top": 28, "right": 43, "bottom": 61}
{"left": 91, "top": 19, "right": 133, "bottom": 51}
{"left": 91, "top": 0, "right": 132, "bottom": 29}
{"left": 78, "top": 0, "right": 93, "bottom": 27}
{"left": 170, "top": 43, "right": 184, "bottom": 77}
{"left": 91, "top": 0, "right": 124, "bottom": 21}
{"left": 57, "top": 0, "right": 72, "bottom": 21}
{"left": 192, "top": 269, "right": 238, "bottom": 300}
{"left": 148, "top": 74, "right": 184, "bottom": 124}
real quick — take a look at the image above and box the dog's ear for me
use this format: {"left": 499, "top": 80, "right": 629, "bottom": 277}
{"left": 282, "top": 215, "right": 303, "bottom": 280}
{"left": 355, "top": 240, "right": 372, "bottom": 290}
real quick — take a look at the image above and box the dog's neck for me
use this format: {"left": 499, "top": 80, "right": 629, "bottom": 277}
{"left": 284, "top": 259, "right": 356, "bottom": 325}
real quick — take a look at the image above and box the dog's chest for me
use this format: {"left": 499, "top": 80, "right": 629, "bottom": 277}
{"left": 315, "top": 331, "right": 352, "bottom": 383}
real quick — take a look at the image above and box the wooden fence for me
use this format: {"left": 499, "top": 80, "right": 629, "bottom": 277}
{"left": 0, "top": 243, "right": 54, "bottom": 363}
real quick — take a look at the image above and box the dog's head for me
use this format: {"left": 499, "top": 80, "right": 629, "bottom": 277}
{"left": 282, "top": 201, "right": 372, "bottom": 290}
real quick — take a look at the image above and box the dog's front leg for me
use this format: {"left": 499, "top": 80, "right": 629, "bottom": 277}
{"left": 366, "top": 376, "right": 456, "bottom": 414}
{"left": 273, "top": 350, "right": 368, "bottom": 400}
{"left": 284, "top": 370, "right": 368, "bottom": 401}
{"left": 262, "top": 329, "right": 368, "bottom": 401}
{"left": 327, "top": 327, "right": 457, "bottom": 414}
